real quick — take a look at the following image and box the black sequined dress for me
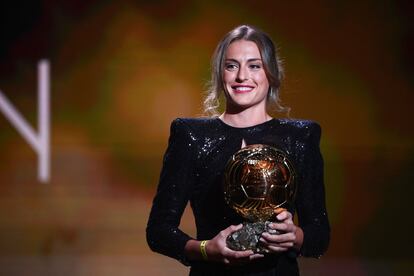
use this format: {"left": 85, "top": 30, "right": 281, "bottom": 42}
{"left": 147, "top": 118, "right": 330, "bottom": 275}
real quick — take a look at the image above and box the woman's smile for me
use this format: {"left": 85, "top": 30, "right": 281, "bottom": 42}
{"left": 231, "top": 84, "right": 255, "bottom": 94}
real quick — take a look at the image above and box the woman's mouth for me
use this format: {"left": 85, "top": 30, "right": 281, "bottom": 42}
{"left": 232, "top": 85, "right": 254, "bottom": 93}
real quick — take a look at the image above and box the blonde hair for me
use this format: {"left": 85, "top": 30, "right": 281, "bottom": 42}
{"left": 204, "top": 25, "right": 290, "bottom": 116}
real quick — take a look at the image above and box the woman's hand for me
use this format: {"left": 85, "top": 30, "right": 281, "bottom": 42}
{"left": 205, "top": 224, "right": 264, "bottom": 265}
{"left": 259, "top": 210, "right": 303, "bottom": 253}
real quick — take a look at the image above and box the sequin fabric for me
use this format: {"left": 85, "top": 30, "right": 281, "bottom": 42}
{"left": 146, "top": 117, "right": 330, "bottom": 275}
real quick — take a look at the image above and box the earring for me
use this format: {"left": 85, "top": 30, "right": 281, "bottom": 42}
{"left": 268, "top": 87, "right": 273, "bottom": 97}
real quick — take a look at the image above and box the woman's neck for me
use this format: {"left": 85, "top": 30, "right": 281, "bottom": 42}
{"left": 219, "top": 108, "right": 272, "bottom": 128}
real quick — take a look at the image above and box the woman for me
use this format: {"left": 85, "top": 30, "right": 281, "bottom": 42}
{"left": 147, "top": 25, "right": 330, "bottom": 275}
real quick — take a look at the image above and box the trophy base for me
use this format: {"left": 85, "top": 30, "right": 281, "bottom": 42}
{"left": 226, "top": 221, "right": 279, "bottom": 253}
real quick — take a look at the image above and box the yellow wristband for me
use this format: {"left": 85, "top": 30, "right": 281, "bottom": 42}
{"left": 200, "top": 240, "right": 208, "bottom": 260}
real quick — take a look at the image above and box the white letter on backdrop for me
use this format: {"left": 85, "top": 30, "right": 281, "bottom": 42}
{"left": 0, "top": 60, "right": 50, "bottom": 183}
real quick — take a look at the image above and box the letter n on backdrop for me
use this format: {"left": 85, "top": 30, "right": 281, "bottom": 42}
{"left": 0, "top": 60, "right": 50, "bottom": 183}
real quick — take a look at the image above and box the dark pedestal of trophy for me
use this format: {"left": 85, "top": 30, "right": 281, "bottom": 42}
{"left": 223, "top": 144, "right": 296, "bottom": 253}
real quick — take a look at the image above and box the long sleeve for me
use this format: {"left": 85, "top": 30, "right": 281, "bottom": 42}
{"left": 295, "top": 122, "right": 330, "bottom": 258}
{"left": 146, "top": 118, "right": 196, "bottom": 265}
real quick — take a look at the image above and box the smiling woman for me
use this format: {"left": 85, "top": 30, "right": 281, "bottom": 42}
{"left": 222, "top": 40, "right": 270, "bottom": 116}
{"left": 205, "top": 25, "right": 289, "bottom": 119}
{"left": 146, "top": 25, "right": 330, "bottom": 275}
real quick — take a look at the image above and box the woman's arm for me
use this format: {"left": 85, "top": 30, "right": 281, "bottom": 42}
{"left": 295, "top": 122, "right": 330, "bottom": 257}
{"left": 147, "top": 119, "right": 260, "bottom": 266}
{"left": 146, "top": 119, "right": 196, "bottom": 265}
{"left": 260, "top": 122, "right": 330, "bottom": 257}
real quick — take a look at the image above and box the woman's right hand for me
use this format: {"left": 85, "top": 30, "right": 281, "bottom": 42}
{"left": 205, "top": 224, "right": 264, "bottom": 265}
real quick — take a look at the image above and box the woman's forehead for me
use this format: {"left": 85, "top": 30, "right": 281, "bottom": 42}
{"left": 225, "top": 40, "right": 262, "bottom": 61}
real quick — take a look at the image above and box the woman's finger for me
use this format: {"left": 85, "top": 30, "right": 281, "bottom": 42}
{"left": 249, "top": 253, "right": 265, "bottom": 261}
{"left": 222, "top": 224, "right": 243, "bottom": 236}
{"left": 262, "top": 232, "right": 296, "bottom": 243}
{"left": 222, "top": 249, "right": 258, "bottom": 265}
{"left": 268, "top": 222, "right": 296, "bottom": 233}
{"left": 267, "top": 245, "right": 288, "bottom": 252}
{"left": 225, "top": 248, "right": 254, "bottom": 259}
{"left": 276, "top": 210, "right": 293, "bottom": 222}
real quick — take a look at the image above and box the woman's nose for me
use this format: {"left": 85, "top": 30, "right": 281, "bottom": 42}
{"left": 236, "top": 66, "right": 248, "bottom": 82}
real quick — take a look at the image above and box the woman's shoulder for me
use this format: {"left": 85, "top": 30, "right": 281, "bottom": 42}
{"left": 169, "top": 117, "right": 221, "bottom": 136}
{"left": 277, "top": 118, "right": 320, "bottom": 130}
{"left": 275, "top": 118, "right": 321, "bottom": 138}
{"left": 171, "top": 117, "right": 219, "bottom": 129}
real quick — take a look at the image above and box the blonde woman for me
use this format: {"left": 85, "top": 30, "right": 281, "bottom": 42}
{"left": 147, "top": 25, "right": 330, "bottom": 275}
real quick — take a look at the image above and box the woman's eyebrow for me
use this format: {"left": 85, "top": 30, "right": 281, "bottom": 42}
{"left": 224, "top": 58, "right": 262, "bottom": 62}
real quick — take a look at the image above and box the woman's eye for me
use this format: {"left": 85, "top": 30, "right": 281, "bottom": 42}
{"left": 225, "top": 63, "right": 238, "bottom": 70}
{"left": 249, "top": 64, "right": 262, "bottom": 69}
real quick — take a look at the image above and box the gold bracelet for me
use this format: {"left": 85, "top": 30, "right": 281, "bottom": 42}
{"left": 200, "top": 240, "right": 208, "bottom": 260}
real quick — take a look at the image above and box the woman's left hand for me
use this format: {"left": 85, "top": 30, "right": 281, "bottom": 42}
{"left": 259, "top": 210, "right": 302, "bottom": 253}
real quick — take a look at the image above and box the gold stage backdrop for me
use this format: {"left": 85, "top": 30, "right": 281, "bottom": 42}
{"left": 0, "top": 1, "right": 413, "bottom": 275}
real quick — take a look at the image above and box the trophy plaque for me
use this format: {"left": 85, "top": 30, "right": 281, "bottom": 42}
{"left": 223, "top": 144, "right": 296, "bottom": 253}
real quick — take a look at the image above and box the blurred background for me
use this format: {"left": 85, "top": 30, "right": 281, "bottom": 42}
{"left": 0, "top": 0, "right": 413, "bottom": 275}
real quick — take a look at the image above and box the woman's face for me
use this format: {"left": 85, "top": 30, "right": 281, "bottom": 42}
{"left": 223, "top": 40, "right": 269, "bottom": 112}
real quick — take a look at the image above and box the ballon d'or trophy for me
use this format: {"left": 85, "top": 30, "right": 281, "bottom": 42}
{"left": 223, "top": 144, "right": 296, "bottom": 253}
